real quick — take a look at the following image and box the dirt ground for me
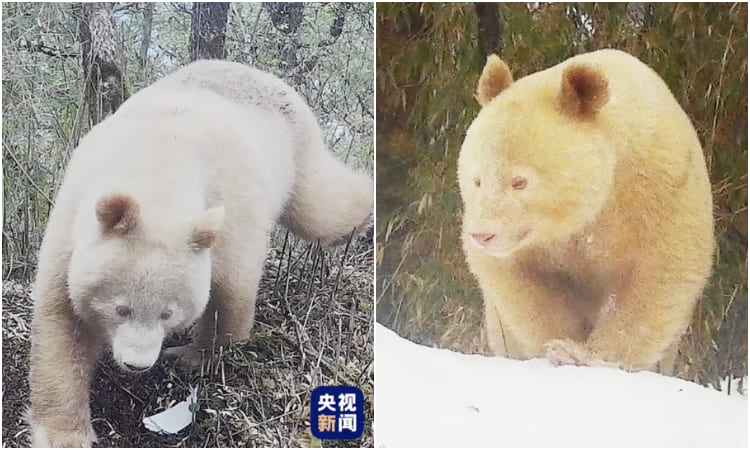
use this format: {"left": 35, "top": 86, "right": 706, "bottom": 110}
{"left": 2, "top": 229, "right": 374, "bottom": 448}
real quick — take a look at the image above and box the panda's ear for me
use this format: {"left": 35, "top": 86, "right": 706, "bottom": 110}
{"left": 96, "top": 193, "right": 139, "bottom": 235}
{"left": 558, "top": 63, "right": 609, "bottom": 118}
{"left": 476, "top": 54, "right": 513, "bottom": 106}
{"left": 189, "top": 206, "right": 225, "bottom": 250}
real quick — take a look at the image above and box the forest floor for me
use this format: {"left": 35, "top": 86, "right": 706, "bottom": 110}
{"left": 2, "top": 229, "right": 374, "bottom": 448}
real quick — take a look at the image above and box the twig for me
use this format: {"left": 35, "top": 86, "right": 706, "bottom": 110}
{"left": 331, "top": 227, "right": 356, "bottom": 301}
{"left": 99, "top": 366, "right": 144, "bottom": 405}
{"left": 3, "top": 143, "right": 53, "bottom": 207}
{"left": 281, "top": 236, "right": 308, "bottom": 369}
{"left": 273, "top": 230, "right": 290, "bottom": 295}
{"left": 276, "top": 332, "right": 355, "bottom": 386}
{"left": 22, "top": 39, "right": 78, "bottom": 58}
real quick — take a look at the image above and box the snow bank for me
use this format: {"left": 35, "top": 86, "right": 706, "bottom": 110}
{"left": 375, "top": 324, "right": 747, "bottom": 447}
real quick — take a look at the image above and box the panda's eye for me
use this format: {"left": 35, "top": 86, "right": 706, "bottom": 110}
{"left": 160, "top": 310, "right": 172, "bottom": 321}
{"left": 116, "top": 305, "right": 132, "bottom": 317}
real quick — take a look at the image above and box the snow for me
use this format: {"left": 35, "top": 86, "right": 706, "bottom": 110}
{"left": 375, "top": 324, "right": 747, "bottom": 448}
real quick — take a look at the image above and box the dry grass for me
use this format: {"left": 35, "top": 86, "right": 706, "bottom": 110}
{"left": 2, "top": 228, "right": 374, "bottom": 448}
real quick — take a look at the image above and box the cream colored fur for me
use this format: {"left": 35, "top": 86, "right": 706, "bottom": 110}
{"left": 28, "top": 60, "right": 372, "bottom": 447}
{"left": 458, "top": 49, "right": 714, "bottom": 373}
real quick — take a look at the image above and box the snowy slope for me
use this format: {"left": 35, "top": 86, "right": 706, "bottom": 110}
{"left": 375, "top": 324, "right": 747, "bottom": 448}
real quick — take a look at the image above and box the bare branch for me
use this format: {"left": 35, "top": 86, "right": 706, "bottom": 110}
{"left": 21, "top": 39, "right": 78, "bottom": 59}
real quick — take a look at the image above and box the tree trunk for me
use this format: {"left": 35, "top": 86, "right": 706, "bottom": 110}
{"left": 629, "top": 3, "right": 658, "bottom": 29}
{"left": 74, "top": 2, "right": 128, "bottom": 126}
{"left": 139, "top": 2, "right": 154, "bottom": 77}
{"left": 190, "top": 2, "right": 230, "bottom": 61}
{"left": 329, "top": 3, "right": 347, "bottom": 38}
{"left": 474, "top": 3, "right": 504, "bottom": 65}
{"left": 263, "top": 2, "right": 304, "bottom": 34}
{"left": 262, "top": 3, "right": 306, "bottom": 72}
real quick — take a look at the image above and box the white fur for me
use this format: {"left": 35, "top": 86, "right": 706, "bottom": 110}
{"left": 111, "top": 323, "right": 165, "bottom": 371}
{"left": 28, "top": 60, "right": 373, "bottom": 447}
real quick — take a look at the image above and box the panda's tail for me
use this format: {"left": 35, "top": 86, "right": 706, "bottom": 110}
{"left": 280, "top": 108, "right": 372, "bottom": 246}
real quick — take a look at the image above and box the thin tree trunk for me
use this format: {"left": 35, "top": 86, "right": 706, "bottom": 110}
{"left": 318, "top": 3, "right": 348, "bottom": 48}
{"left": 73, "top": 2, "right": 128, "bottom": 126}
{"left": 262, "top": 3, "right": 305, "bottom": 71}
{"left": 139, "top": 3, "right": 154, "bottom": 77}
{"left": 263, "top": 2, "right": 304, "bottom": 34}
{"left": 190, "top": 2, "right": 230, "bottom": 61}
{"left": 474, "top": 3, "right": 504, "bottom": 65}
{"left": 329, "top": 3, "right": 347, "bottom": 38}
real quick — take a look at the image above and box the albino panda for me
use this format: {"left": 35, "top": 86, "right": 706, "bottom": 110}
{"left": 28, "top": 60, "right": 373, "bottom": 447}
{"left": 458, "top": 50, "right": 713, "bottom": 373}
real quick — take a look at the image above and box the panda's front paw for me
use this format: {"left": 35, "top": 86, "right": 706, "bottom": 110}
{"left": 544, "top": 339, "right": 622, "bottom": 369}
{"left": 544, "top": 339, "right": 596, "bottom": 367}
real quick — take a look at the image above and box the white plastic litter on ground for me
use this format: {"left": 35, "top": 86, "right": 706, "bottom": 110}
{"left": 143, "top": 385, "right": 199, "bottom": 434}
